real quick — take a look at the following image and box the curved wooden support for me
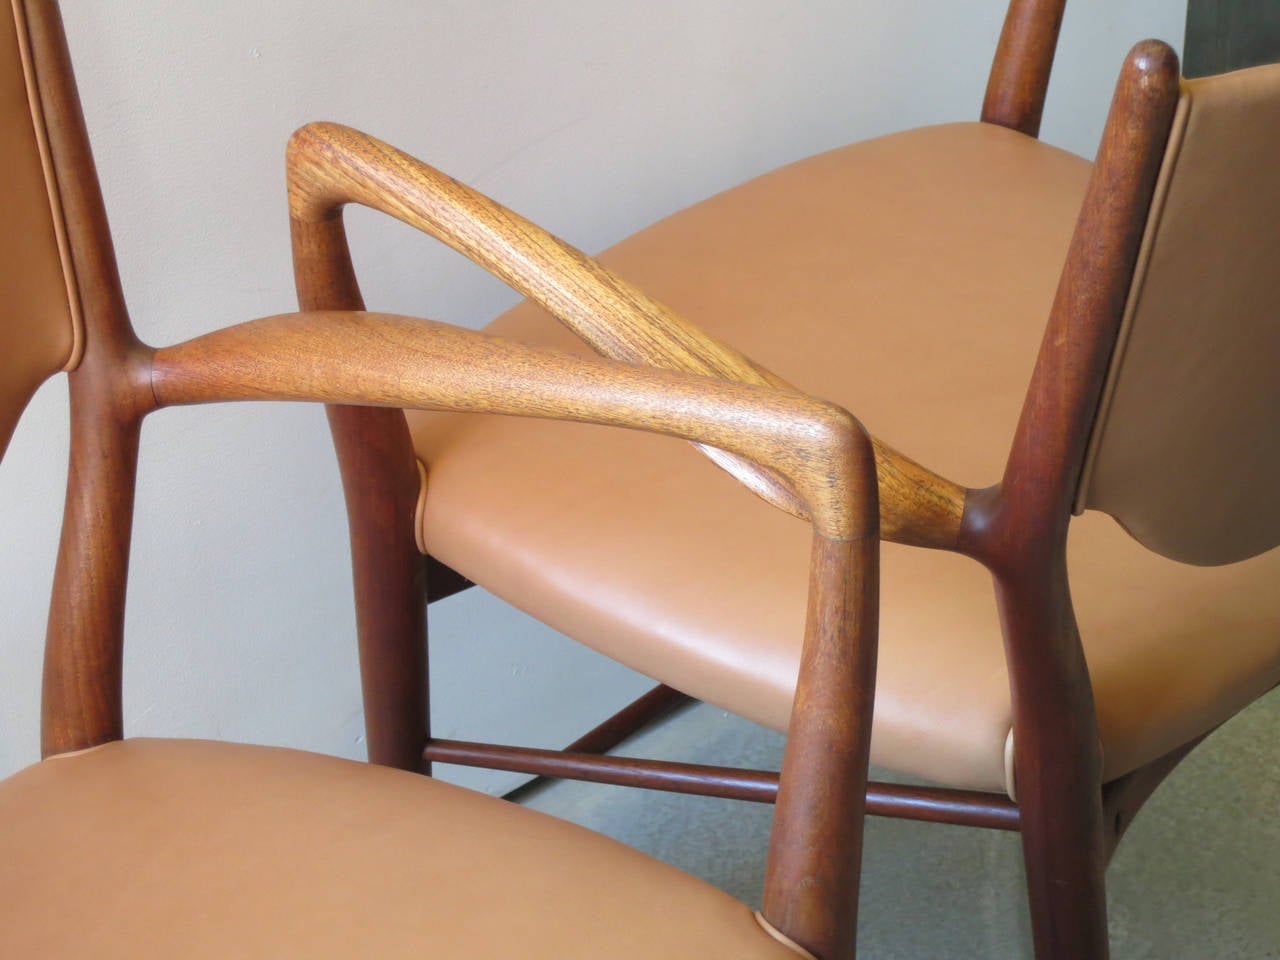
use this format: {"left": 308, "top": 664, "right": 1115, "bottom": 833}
{"left": 291, "top": 213, "right": 429, "bottom": 772}
{"left": 150, "top": 310, "right": 874, "bottom": 541}
{"left": 41, "top": 351, "right": 152, "bottom": 757}
{"left": 286, "top": 122, "right": 965, "bottom": 550}
{"left": 982, "top": 0, "right": 1068, "bottom": 137}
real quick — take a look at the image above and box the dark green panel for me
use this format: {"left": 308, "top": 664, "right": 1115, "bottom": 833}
{"left": 1185, "top": 0, "right": 1280, "bottom": 77}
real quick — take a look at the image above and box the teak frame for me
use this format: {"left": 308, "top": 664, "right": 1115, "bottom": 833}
{"left": 292, "top": 3, "right": 1193, "bottom": 960}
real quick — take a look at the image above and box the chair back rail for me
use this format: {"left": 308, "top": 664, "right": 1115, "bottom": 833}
{"left": 1077, "top": 63, "right": 1280, "bottom": 565}
{"left": 983, "top": 0, "right": 1069, "bottom": 136}
{"left": 0, "top": 0, "right": 81, "bottom": 454}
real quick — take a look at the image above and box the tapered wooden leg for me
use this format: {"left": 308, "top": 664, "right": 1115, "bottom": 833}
{"left": 42, "top": 365, "right": 146, "bottom": 757}
{"left": 764, "top": 533, "right": 879, "bottom": 960}
{"left": 327, "top": 404, "right": 428, "bottom": 772}
{"left": 997, "top": 565, "right": 1110, "bottom": 960}
{"left": 1019, "top": 772, "right": 1110, "bottom": 959}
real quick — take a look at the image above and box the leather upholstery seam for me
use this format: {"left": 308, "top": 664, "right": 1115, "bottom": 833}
{"left": 1003, "top": 726, "right": 1018, "bottom": 802}
{"left": 752, "top": 911, "right": 819, "bottom": 960}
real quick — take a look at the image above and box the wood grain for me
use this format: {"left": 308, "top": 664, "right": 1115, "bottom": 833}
{"left": 762, "top": 534, "right": 878, "bottom": 960}
{"left": 151, "top": 310, "right": 876, "bottom": 541}
{"left": 286, "top": 122, "right": 965, "bottom": 550}
{"left": 291, "top": 212, "right": 430, "bottom": 772}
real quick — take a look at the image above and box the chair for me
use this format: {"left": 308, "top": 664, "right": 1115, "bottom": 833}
{"left": 0, "top": 1, "right": 880, "bottom": 957}
{"left": 304, "top": 2, "right": 1280, "bottom": 958}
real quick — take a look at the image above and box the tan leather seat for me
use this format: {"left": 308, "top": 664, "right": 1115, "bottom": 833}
{"left": 0, "top": 738, "right": 806, "bottom": 959}
{"left": 408, "top": 121, "right": 1280, "bottom": 795}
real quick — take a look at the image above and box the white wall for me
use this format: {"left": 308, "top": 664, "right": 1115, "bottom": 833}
{"left": 0, "top": 1, "right": 1184, "bottom": 784}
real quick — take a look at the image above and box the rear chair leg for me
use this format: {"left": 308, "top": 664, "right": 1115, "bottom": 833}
{"left": 999, "top": 570, "right": 1112, "bottom": 960}
{"left": 1019, "top": 776, "right": 1110, "bottom": 960}
{"left": 328, "top": 404, "right": 428, "bottom": 772}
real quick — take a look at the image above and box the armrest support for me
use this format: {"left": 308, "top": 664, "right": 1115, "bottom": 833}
{"left": 287, "top": 122, "right": 966, "bottom": 548}
{"left": 150, "top": 310, "right": 874, "bottom": 542}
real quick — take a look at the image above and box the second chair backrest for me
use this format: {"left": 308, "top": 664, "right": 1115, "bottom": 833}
{"left": 1076, "top": 63, "right": 1280, "bottom": 566}
{"left": 0, "top": 0, "right": 79, "bottom": 455}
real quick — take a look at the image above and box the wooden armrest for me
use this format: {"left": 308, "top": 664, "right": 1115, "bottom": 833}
{"left": 286, "top": 122, "right": 966, "bottom": 548}
{"left": 149, "top": 310, "right": 875, "bottom": 541}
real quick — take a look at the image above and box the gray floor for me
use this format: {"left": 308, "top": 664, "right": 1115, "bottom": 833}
{"left": 517, "top": 694, "right": 1280, "bottom": 959}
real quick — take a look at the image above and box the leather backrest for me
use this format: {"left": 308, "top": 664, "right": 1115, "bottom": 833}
{"left": 0, "top": 0, "right": 79, "bottom": 458}
{"left": 1077, "top": 63, "right": 1280, "bottom": 565}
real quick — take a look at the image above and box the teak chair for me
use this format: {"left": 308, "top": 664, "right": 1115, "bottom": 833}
{"left": 300, "top": 1, "right": 1280, "bottom": 959}
{"left": 0, "top": 1, "right": 879, "bottom": 957}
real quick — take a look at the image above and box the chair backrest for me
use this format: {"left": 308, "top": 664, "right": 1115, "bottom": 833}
{"left": 0, "top": 0, "right": 80, "bottom": 457}
{"left": 1076, "top": 62, "right": 1280, "bottom": 566}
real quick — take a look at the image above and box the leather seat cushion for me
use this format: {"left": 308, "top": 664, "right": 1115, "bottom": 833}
{"left": 0, "top": 739, "right": 805, "bottom": 958}
{"left": 407, "top": 121, "right": 1280, "bottom": 793}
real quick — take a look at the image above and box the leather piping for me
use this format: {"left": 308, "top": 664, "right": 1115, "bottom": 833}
{"left": 10, "top": 0, "right": 83, "bottom": 370}
{"left": 414, "top": 458, "right": 430, "bottom": 555}
{"left": 752, "top": 912, "right": 819, "bottom": 960}
{"left": 43, "top": 741, "right": 111, "bottom": 761}
{"left": 1002, "top": 727, "right": 1018, "bottom": 802}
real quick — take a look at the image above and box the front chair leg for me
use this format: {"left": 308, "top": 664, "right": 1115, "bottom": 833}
{"left": 328, "top": 403, "right": 429, "bottom": 773}
{"left": 1019, "top": 771, "right": 1110, "bottom": 959}
{"left": 999, "top": 570, "right": 1111, "bottom": 960}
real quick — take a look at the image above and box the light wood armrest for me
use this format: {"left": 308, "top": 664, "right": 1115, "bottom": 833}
{"left": 150, "top": 310, "right": 875, "bottom": 541}
{"left": 286, "top": 122, "right": 965, "bottom": 548}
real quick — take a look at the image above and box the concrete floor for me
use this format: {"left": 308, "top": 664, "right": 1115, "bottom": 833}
{"left": 517, "top": 694, "right": 1280, "bottom": 959}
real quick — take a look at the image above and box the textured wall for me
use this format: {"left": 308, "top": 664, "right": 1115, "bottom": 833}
{"left": 0, "top": 1, "right": 1184, "bottom": 784}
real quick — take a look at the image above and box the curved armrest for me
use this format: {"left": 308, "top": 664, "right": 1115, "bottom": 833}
{"left": 287, "top": 122, "right": 966, "bottom": 549}
{"left": 150, "top": 310, "right": 874, "bottom": 542}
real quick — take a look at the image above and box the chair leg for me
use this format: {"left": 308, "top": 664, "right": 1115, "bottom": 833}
{"left": 327, "top": 404, "right": 429, "bottom": 773}
{"left": 990, "top": 559, "right": 1112, "bottom": 960}
{"left": 1018, "top": 777, "right": 1110, "bottom": 959}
